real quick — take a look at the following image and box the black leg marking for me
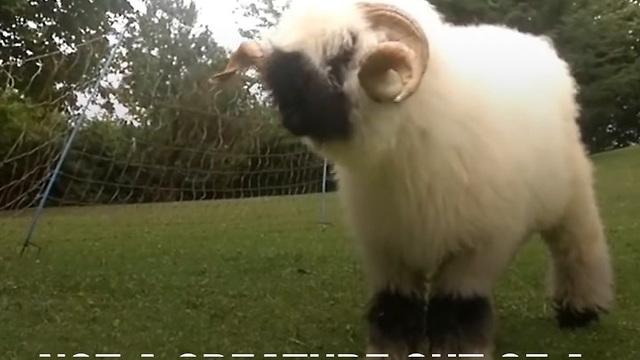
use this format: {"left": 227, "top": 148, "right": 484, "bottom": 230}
{"left": 426, "top": 294, "right": 493, "bottom": 352}
{"left": 366, "top": 289, "right": 428, "bottom": 350}
{"left": 555, "top": 302, "right": 601, "bottom": 329}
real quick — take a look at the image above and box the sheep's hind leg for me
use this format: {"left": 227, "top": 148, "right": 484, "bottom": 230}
{"left": 362, "top": 261, "right": 429, "bottom": 360}
{"left": 426, "top": 243, "right": 517, "bottom": 360}
{"left": 541, "top": 177, "right": 614, "bottom": 329}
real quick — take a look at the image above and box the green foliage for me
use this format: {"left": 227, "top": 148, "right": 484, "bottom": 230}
{"left": 0, "top": 0, "right": 133, "bottom": 107}
{"left": 236, "top": 0, "right": 290, "bottom": 39}
{"left": 0, "top": 88, "right": 68, "bottom": 209}
{"left": 556, "top": 0, "right": 640, "bottom": 151}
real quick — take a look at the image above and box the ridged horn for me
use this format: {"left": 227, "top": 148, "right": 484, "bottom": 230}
{"left": 209, "top": 41, "right": 265, "bottom": 83}
{"left": 355, "top": 2, "right": 429, "bottom": 102}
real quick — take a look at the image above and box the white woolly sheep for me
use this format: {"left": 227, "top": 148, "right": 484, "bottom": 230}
{"left": 210, "top": 0, "right": 615, "bottom": 358}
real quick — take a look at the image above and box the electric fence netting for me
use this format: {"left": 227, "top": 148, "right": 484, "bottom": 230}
{"left": 0, "top": 16, "right": 338, "bottom": 256}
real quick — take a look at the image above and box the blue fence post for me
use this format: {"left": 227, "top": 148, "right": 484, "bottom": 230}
{"left": 19, "top": 28, "right": 127, "bottom": 256}
{"left": 319, "top": 158, "right": 329, "bottom": 224}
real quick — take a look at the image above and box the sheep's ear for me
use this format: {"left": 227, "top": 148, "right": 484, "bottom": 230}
{"left": 210, "top": 41, "right": 265, "bottom": 83}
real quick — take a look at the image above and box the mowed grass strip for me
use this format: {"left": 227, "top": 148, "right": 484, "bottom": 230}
{"left": 1, "top": 146, "right": 639, "bottom": 359}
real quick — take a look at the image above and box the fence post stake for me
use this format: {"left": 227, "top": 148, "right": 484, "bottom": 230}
{"left": 19, "top": 28, "right": 127, "bottom": 256}
{"left": 319, "top": 158, "right": 329, "bottom": 225}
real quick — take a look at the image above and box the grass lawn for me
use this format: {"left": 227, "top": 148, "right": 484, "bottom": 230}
{"left": 1, "top": 145, "right": 639, "bottom": 359}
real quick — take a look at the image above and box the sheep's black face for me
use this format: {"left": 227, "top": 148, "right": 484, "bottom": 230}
{"left": 262, "top": 44, "right": 356, "bottom": 142}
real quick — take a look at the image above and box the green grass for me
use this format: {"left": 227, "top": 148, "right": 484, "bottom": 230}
{"left": 1, "top": 145, "right": 639, "bottom": 359}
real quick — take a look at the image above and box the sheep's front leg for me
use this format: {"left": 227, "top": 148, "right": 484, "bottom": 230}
{"left": 426, "top": 243, "right": 517, "bottom": 360}
{"left": 360, "top": 251, "right": 429, "bottom": 359}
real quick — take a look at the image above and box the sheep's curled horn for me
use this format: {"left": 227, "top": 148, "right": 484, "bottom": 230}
{"left": 209, "top": 2, "right": 430, "bottom": 103}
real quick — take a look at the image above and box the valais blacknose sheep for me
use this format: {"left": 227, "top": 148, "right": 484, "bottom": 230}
{"left": 211, "top": 0, "right": 614, "bottom": 358}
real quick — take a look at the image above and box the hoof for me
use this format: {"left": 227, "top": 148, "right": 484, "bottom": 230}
{"left": 555, "top": 303, "right": 602, "bottom": 329}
